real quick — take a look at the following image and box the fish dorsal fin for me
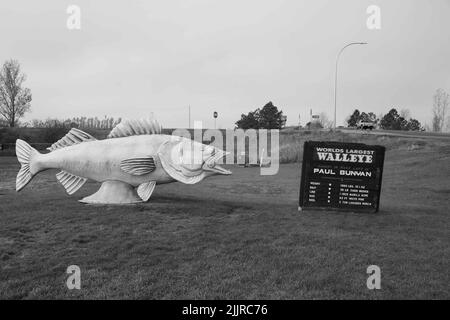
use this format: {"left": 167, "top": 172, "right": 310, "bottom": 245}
{"left": 107, "top": 118, "right": 162, "bottom": 139}
{"left": 137, "top": 181, "right": 156, "bottom": 202}
{"left": 120, "top": 157, "right": 156, "bottom": 176}
{"left": 48, "top": 128, "right": 96, "bottom": 151}
{"left": 56, "top": 171, "right": 87, "bottom": 195}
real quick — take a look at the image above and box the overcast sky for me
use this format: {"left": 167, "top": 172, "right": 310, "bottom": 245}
{"left": 1, "top": 0, "right": 449, "bottom": 128}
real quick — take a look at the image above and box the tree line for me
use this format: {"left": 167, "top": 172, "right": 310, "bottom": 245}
{"left": 26, "top": 116, "right": 122, "bottom": 129}
{"left": 346, "top": 108, "right": 423, "bottom": 131}
{"left": 346, "top": 88, "right": 449, "bottom": 131}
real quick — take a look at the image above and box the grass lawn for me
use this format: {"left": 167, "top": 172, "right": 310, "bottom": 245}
{"left": 0, "top": 142, "right": 449, "bottom": 299}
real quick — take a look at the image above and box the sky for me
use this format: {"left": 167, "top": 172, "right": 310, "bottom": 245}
{"left": 1, "top": 0, "right": 449, "bottom": 129}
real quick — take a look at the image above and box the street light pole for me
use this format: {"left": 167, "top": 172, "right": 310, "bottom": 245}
{"left": 334, "top": 42, "right": 367, "bottom": 129}
{"left": 188, "top": 105, "right": 191, "bottom": 129}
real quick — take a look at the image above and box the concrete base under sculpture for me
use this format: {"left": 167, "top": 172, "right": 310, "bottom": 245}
{"left": 79, "top": 181, "right": 143, "bottom": 204}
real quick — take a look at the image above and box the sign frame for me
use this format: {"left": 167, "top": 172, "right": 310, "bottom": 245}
{"left": 299, "top": 141, "right": 385, "bottom": 213}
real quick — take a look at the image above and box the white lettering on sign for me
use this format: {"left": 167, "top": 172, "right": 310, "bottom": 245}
{"left": 313, "top": 168, "right": 372, "bottom": 177}
{"left": 340, "top": 170, "right": 372, "bottom": 177}
{"left": 317, "top": 152, "right": 373, "bottom": 163}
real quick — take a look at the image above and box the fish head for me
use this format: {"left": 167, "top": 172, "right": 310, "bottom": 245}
{"left": 159, "top": 137, "right": 231, "bottom": 184}
{"left": 176, "top": 138, "right": 231, "bottom": 176}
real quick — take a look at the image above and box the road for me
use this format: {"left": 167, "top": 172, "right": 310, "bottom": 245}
{"left": 339, "top": 128, "right": 450, "bottom": 140}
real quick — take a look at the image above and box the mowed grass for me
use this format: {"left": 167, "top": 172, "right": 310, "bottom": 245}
{"left": 0, "top": 142, "right": 449, "bottom": 299}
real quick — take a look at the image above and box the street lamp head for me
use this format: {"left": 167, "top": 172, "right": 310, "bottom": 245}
{"left": 358, "top": 42, "right": 368, "bottom": 45}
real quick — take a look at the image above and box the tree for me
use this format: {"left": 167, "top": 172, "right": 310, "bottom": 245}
{"left": 347, "top": 109, "right": 360, "bottom": 127}
{"left": 359, "top": 112, "right": 369, "bottom": 122}
{"left": 347, "top": 109, "right": 378, "bottom": 127}
{"left": 235, "top": 109, "right": 260, "bottom": 129}
{"left": 380, "top": 108, "right": 407, "bottom": 130}
{"left": 258, "top": 101, "right": 283, "bottom": 129}
{"left": 0, "top": 59, "right": 32, "bottom": 127}
{"left": 405, "top": 118, "right": 422, "bottom": 131}
{"left": 367, "top": 112, "right": 378, "bottom": 123}
{"left": 432, "top": 88, "right": 449, "bottom": 132}
{"left": 235, "top": 101, "right": 283, "bottom": 129}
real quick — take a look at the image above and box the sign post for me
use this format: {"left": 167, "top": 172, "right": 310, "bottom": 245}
{"left": 299, "top": 141, "right": 385, "bottom": 213}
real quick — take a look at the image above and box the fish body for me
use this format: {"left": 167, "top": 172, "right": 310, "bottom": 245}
{"left": 15, "top": 118, "right": 231, "bottom": 203}
{"left": 34, "top": 135, "right": 176, "bottom": 186}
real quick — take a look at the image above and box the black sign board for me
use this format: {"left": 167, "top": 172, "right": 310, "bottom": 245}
{"left": 299, "top": 141, "right": 385, "bottom": 213}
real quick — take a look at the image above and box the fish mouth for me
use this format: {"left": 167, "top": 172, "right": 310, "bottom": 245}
{"left": 203, "top": 150, "right": 232, "bottom": 175}
{"left": 205, "top": 163, "right": 232, "bottom": 175}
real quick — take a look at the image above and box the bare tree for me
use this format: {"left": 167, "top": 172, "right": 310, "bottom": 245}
{"left": 432, "top": 88, "right": 449, "bottom": 132}
{"left": 0, "top": 59, "right": 32, "bottom": 127}
{"left": 319, "top": 112, "right": 334, "bottom": 129}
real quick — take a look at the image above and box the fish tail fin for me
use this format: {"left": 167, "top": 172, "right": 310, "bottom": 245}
{"left": 16, "top": 139, "right": 40, "bottom": 192}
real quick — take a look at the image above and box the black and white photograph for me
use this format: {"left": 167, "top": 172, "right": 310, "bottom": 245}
{"left": 0, "top": 0, "right": 449, "bottom": 307}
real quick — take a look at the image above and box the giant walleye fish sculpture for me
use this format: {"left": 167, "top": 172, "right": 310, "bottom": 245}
{"left": 15, "top": 119, "right": 231, "bottom": 204}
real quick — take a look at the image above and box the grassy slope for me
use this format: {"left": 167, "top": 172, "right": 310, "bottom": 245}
{"left": 0, "top": 142, "right": 449, "bottom": 299}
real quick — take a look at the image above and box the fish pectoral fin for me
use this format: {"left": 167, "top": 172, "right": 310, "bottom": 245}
{"left": 137, "top": 181, "right": 156, "bottom": 202}
{"left": 56, "top": 171, "right": 87, "bottom": 195}
{"left": 120, "top": 157, "right": 156, "bottom": 176}
{"left": 158, "top": 153, "right": 205, "bottom": 184}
